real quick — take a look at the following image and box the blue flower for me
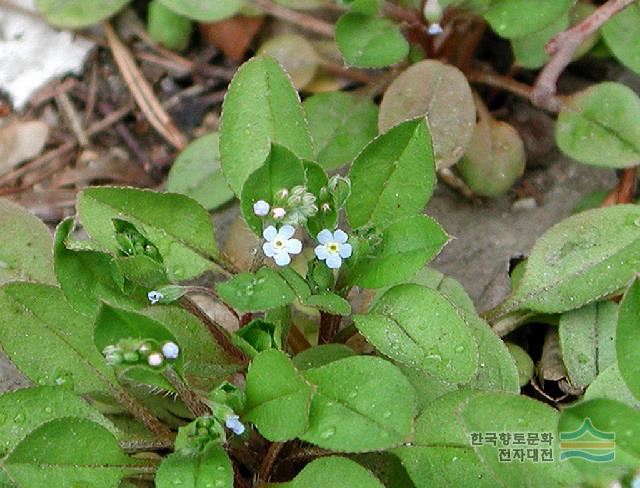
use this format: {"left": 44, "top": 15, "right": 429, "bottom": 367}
{"left": 314, "top": 229, "right": 352, "bottom": 269}
{"left": 262, "top": 225, "right": 302, "bottom": 266}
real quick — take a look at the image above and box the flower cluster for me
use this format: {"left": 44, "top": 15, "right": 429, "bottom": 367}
{"left": 103, "top": 338, "right": 180, "bottom": 368}
{"left": 254, "top": 185, "right": 318, "bottom": 227}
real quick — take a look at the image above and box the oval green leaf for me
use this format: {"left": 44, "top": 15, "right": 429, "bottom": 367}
{"left": 616, "top": 279, "right": 640, "bottom": 401}
{"left": 483, "top": 0, "right": 574, "bottom": 38}
{"left": 281, "top": 457, "right": 385, "bottom": 488}
{"left": 156, "top": 0, "right": 242, "bottom": 21}
{"left": 35, "top": 0, "right": 130, "bottom": 28}
{"left": 602, "top": 1, "right": 640, "bottom": 76}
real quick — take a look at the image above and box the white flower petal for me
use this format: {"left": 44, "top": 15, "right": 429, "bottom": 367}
{"left": 317, "top": 229, "right": 333, "bottom": 244}
{"left": 286, "top": 238, "right": 302, "bottom": 254}
{"left": 333, "top": 229, "right": 348, "bottom": 244}
{"left": 339, "top": 243, "right": 353, "bottom": 259}
{"left": 326, "top": 253, "right": 342, "bottom": 269}
{"left": 314, "top": 244, "right": 329, "bottom": 260}
{"left": 263, "top": 225, "right": 277, "bottom": 241}
{"left": 262, "top": 242, "right": 275, "bottom": 257}
{"left": 274, "top": 251, "right": 291, "bottom": 266}
{"left": 279, "top": 224, "right": 295, "bottom": 239}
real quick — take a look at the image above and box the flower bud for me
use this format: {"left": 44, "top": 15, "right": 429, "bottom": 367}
{"left": 162, "top": 341, "right": 180, "bottom": 359}
{"left": 147, "top": 352, "right": 164, "bottom": 367}
{"left": 272, "top": 207, "right": 286, "bottom": 219}
{"left": 253, "top": 200, "right": 270, "bottom": 217}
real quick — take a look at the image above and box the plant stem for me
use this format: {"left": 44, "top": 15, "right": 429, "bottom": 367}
{"left": 179, "top": 296, "right": 249, "bottom": 366}
{"left": 257, "top": 442, "right": 285, "bottom": 482}
{"left": 318, "top": 312, "right": 341, "bottom": 344}
{"left": 531, "top": 0, "right": 636, "bottom": 111}
{"left": 186, "top": 285, "right": 240, "bottom": 322}
{"left": 163, "top": 367, "right": 211, "bottom": 418}
{"left": 109, "top": 384, "right": 172, "bottom": 439}
{"left": 601, "top": 167, "right": 638, "bottom": 206}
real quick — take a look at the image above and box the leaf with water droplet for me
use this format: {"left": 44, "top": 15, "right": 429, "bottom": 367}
{"left": 483, "top": 0, "right": 574, "bottom": 38}
{"left": 300, "top": 355, "right": 416, "bottom": 452}
{"left": 155, "top": 445, "right": 233, "bottom": 488}
{"left": 616, "top": 278, "right": 640, "bottom": 403}
{"left": 559, "top": 399, "right": 640, "bottom": 485}
{"left": 347, "top": 118, "right": 435, "bottom": 230}
{"left": 284, "top": 456, "right": 385, "bottom": 488}
{"left": 3, "top": 418, "right": 147, "bottom": 487}
{"left": 378, "top": 60, "right": 475, "bottom": 170}
{"left": 77, "top": 187, "right": 220, "bottom": 281}
{"left": 335, "top": 13, "right": 409, "bottom": 68}
{"left": 355, "top": 284, "right": 478, "bottom": 384}
{"left": 216, "top": 268, "right": 296, "bottom": 313}
{"left": 0, "top": 199, "right": 55, "bottom": 287}
{"left": 0, "top": 386, "right": 117, "bottom": 456}
{"left": 245, "top": 350, "right": 313, "bottom": 441}
{"left": 220, "top": 57, "right": 314, "bottom": 196}
{"left": 490, "top": 205, "right": 640, "bottom": 318}
{"left": 556, "top": 82, "right": 640, "bottom": 168}
{"left": 559, "top": 301, "right": 617, "bottom": 389}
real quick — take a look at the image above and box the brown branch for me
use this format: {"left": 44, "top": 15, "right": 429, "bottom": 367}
{"left": 251, "top": 0, "right": 335, "bottom": 37}
{"left": 257, "top": 442, "right": 285, "bottom": 482}
{"left": 601, "top": 167, "right": 638, "bottom": 206}
{"left": 532, "top": 0, "right": 636, "bottom": 111}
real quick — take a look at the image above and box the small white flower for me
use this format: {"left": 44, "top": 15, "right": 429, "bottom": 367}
{"left": 427, "top": 23, "right": 443, "bottom": 35}
{"left": 162, "top": 341, "right": 180, "bottom": 359}
{"left": 272, "top": 207, "right": 286, "bottom": 219}
{"left": 147, "top": 352, "right": 164, "bottom": 367}
{"left": 253, "top": 200, "right": 270, "bottom": 217}
{"left": 148, "top": 290, "right": 163, "bottom": 305}
{"left": 225, "top": 415, "right": 245, "bottom": 435}
{"left": 262, "top": 225, "right": 302, "bottom": 266}
{"left": 314, "top": 229, "right": 352, "bottom": 269}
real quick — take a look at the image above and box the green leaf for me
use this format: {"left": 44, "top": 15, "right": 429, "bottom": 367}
{"left": 2, "top": 418, "right": 141, "bottom": 488}
{"left": 585, "top": 364, "right": 640, "bottom": 409}
{"left": 378, "top": 60, "right": 475, "bottom": 169}
{"left": 348, "top": 216, "right": 449, "bottom": 289}
{"left": 220, "top": 57, "right": 313, "bottom": 195}
{"left": 240, "top": 144, "right": 306, "bottom": 235}
{"left": 303, "top": 292, "right": 351, "bottom": 316}
{"left": 280, "top": 457, "right": 385, "bottom": 488}
{"left": 335, "top": 13, "right": 409, "bottom": 68}
{"left": 156, "top": 0, "right": 242, "bottom": 21}
{"left": 559, "top": 399, "right": 640, "bottom": 484}
{"left": 216, "top": 268, "right": 296, "bottom": 313}
{"left": 602, "top": 1, "right": 640, "bottom": 76}
{"left": 559, "top": 301, "right": 617, "bottom": 388}
{"left": 144, "top": 305, "right": 241, "bottom": 391}
{"left": 556, "top": 82, "right": 640, "bottom": 168}
{"left": 155, "top": 446, "right": 233, "bottom": 488}
{"left": 617, "top": 279, "right": 640, "bottom": 401}
{"left": 35, "top": 0, "right": 130, "bottom": 28}
{"left": 292, "top": 344, "right": 355, "bottom": 370}
{"left": 303, "top": 161, "right": 337, "bottom": 237}
{"left": 461, "top": 311, "right": 520, "bottom": 393}
{"left": 347, "top": 119, "right": 434, "bottom": 230}
{"left": 113, "top": 255, "right": 168, "bottom": 288}
{"left": 483, "top": 0, "right": 574, "bottom": 38}
{"left": 458, "top": 120, "right": 525, "bottom": 197}
{"left": 0, "top": 199, "right": 55, "bottom": 286}
{"left": 505, "top": 343, "right": 534, "bottom": 387}
{"left": 511, "top": 15, "right": 568, "bottom": 69}
{"left": 407, "top": 267, "right": 476, "bottom": 314}
{"left": 491, "top": 205, "right": 640, "bottom": 318}
{"left": 0, "top": 386, "right": 116, "bottom": 457}
{"left": 147, "top": 0, "right": 193, "bottom": 51}
{"left": 303, "top": 92, "right": 379, "bottom": 170}
{"left": 166, "top": 132, "right": 234, "bottom": 211}
{"left": 257, "top": 34, "right": 320, "bottom": 90}
{"left": 0, "top": 283, "right": 118, "bottom": 397}
{"left": 356, "top": 284, "right": 478, "bottom": 384}
{"left": 300, "top": 356, "right": 416, "bottom": 452}
{"left": 77, "top": 187, "right": 219, "bottom": 281}
{"left": 54, "top": 218, "right": 147, "bottom": 317}
{"left": 245, "top": 350, "right": 313, "bottom": 441}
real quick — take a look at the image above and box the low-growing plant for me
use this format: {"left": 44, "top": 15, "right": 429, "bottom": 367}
{"left": 1, "top": 54, "right": 639, "bottom": 487}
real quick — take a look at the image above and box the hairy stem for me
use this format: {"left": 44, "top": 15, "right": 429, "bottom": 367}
{"left": 109, "top": 384, "right": 172, "bottom": 439}
{"left": 163, "top": 367, "right": 211, "bottom": 418}
{"left": 250, "top": 0, "right": 334, "bottom": 37}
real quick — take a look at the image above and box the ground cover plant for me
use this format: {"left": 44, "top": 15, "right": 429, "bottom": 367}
{"left": 0, "top": 0, "right": 640, "bottom": 487}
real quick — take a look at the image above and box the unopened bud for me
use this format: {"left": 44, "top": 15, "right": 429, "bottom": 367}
{"left": 272, "top": 207, "right": 286, "bottom": 219}
{"left": 148, "top": 352, "right": 164, "bottom": 367}
{"left": 253, "top": 200, "right": 270, "bottom": 217}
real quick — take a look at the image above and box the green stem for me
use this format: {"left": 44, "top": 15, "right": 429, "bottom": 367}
{"left": 163, "top": 366, "right": 211, "bottom": 418}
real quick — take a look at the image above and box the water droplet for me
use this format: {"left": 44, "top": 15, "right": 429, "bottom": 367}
{"left": 320, "top": 427, "right": 336, "bottom": 439}
{"left": 44, "top": 406, "right": 53, "bottom": 414}
{"left": 454, "top": 345, "right": 465, "bottom": 353}
{"left": 13, "top": 412, "right": 25, "bottom": 424}
{"left": 382, "top": 411, "right": 392, "bottom": 419}
{"left": 54, "top": 370, "right": 75, "bottom": 390}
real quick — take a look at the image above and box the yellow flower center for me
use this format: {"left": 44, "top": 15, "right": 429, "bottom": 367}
{"left": 273, "top": 239, "right": 285, "bottom": 250}
{"left": 328, "top": 243, "right": 339, "bottom": 253}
